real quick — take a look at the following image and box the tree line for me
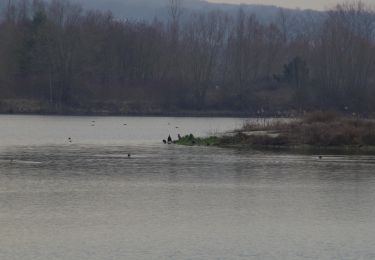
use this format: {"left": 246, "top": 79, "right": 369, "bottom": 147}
{"left": 0, "top": 0, "right": 375, "bottom": 114}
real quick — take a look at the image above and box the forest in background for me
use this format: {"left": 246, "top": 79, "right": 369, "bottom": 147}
{"left": 0, "top": 0, "right": 375, "bottom": 115}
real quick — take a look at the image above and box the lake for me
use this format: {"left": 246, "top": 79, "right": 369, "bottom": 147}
{"left": 1, "top": 115, "right": 375, "bottom": 260}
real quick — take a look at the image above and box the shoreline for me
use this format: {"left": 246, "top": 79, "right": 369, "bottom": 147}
{"left": 0, "top": 109, "right": 296, "bottom": 118}
{"left": 1, "top": 99, "right": 374, "bottom": 119}
{"left": 1, "top": 109, "right": 374, "bottom": 119}
{"left": 0, "top": 111, "right": 267, "bottom": 118}
{"left": 175, "top": 112, "right": 375, "bottom": 154}
{"left": 176, "top": 135, "right": 375, "bottom": 155}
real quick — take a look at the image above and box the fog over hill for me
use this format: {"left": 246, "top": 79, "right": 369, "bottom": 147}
{"left": 73, "top": 0, "right": 322, "bottom": 21}
{"left": 0, "top": 0, "right": 322, "bottom": 21}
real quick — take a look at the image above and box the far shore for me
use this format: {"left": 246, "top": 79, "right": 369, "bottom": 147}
{"left": 1, "top": 111, "right": 374, "bottom": 119}
{"left": 0, "top": 110, "right": 283, "bottom": 118}
{"left": 1, "top": 99, "right": 374, "bottom": 118}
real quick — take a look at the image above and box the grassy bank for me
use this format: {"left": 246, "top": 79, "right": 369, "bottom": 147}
{"left": 176, "top": 112, "right": 375, "bottom": 152}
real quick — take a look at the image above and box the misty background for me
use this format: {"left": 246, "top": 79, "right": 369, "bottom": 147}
{"left": 0, "top": 0, "right": 320, "bottom": 20}
{"left": 0, "top": 0, "right": 374, "bottom": 116}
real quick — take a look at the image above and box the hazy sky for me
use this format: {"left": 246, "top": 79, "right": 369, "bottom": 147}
{"left": 207, "top": 0, "right": 373, "bottom": 10}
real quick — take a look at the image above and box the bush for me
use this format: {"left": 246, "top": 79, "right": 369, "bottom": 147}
{"left": 302, "top": 111, "right": 340, "bottom": 124}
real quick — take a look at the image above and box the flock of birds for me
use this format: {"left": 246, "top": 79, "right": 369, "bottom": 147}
{"left": 8, "top": 119, "right": 325, "bottom": 164}
{"left": 64, "top": 120, "right": 183, "bottom": 160}
{"left": 64, "top": 120, "right": 326, "bottom": 160}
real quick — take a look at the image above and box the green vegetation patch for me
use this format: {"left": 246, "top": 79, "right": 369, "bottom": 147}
{"left": 175, "top": 134, "right": 220, "bottom": 146}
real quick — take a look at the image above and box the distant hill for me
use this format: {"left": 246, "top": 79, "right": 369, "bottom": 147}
{"left": 73, "top": 0, "right": 322, "bottom": 21}
{"left": 0, "top": 0, "right": 323, "bottom": 23}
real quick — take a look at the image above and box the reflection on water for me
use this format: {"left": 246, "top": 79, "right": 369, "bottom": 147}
{"left": 1, "top": 116, "right": 375, "bottom": 260}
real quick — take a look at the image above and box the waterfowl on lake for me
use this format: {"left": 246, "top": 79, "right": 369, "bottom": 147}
{"left": 163, "top": 140, "right": 167, "bottom": 144}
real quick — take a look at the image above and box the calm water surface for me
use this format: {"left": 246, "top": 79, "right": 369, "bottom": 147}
{"left": 1, "top": 115, "right": 375, "bottom": 260}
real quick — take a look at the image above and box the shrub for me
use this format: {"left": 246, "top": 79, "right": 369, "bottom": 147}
{"left": 302, "top": 111, "right": 340, "bottom": 124}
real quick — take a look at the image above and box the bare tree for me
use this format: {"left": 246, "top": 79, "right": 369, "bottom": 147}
{"left": 312, "top": 1, "right": 375, "bottom": 110}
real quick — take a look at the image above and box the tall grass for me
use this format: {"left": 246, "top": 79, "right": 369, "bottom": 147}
{"left": 240, "top": 112, "right": 375, "bottom": 147}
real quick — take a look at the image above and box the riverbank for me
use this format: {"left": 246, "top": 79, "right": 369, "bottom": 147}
{"left": 176, "top": 112, "right": 375, "bottom": 152}
{"left": 2, "top": 98, "right": 375, "bottom": 118}
{"left": 0, "top": 99, "right": 270, "bottom": 117}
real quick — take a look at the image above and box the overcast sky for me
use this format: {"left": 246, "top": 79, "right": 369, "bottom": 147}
{"left": 207, "top": 0, "right": 373, "bottom": 10}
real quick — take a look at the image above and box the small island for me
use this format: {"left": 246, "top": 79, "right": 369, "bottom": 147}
{"left": 176, "top": 112, "right": 375, "bottom": 152}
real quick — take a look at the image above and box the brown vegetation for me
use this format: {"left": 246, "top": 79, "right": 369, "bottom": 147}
{"left": 238, "top": 112, "right": 375, "bottom": 147}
